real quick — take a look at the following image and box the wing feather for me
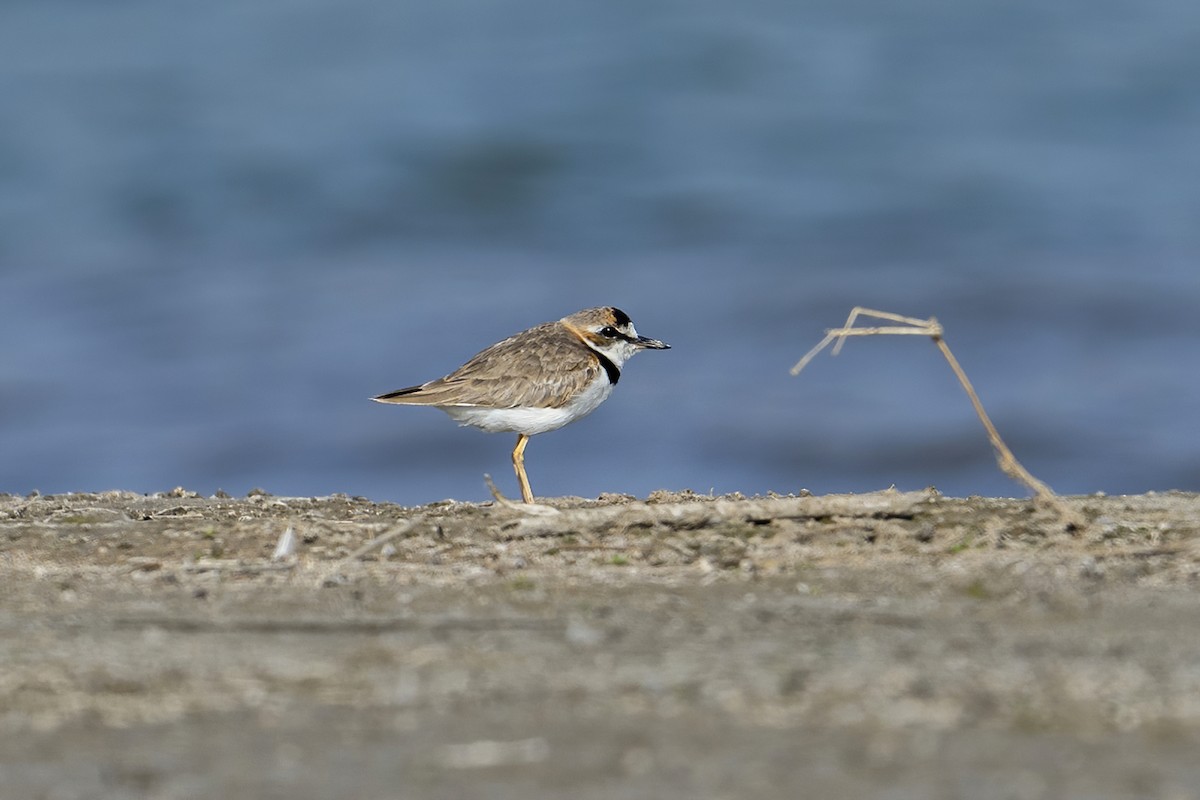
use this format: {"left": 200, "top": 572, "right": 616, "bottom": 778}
{"left": 374, "top": 322, "right": 602, "bottom": 409}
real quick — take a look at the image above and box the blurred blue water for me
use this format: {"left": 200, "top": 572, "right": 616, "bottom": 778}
{"left": 2, "top": 0, "right": 1198, "bottom": 504}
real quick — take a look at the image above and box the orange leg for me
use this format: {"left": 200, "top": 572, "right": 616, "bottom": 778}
{"left": 511, "top": 433, "right": 534, "bottom": 503}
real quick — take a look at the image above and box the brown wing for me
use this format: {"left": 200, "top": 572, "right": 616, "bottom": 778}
{"left": 375, "top": 322, "right": 602, "bottom": 409}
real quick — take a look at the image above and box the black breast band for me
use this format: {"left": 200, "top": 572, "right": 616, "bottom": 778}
{"left": 596, "top": 351, "right": 620, "bottom": 385}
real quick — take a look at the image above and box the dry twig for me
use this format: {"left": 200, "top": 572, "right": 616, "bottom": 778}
{"left": 342, "top": 517, "right": 423, "bottom": 561}
{"left": 792, "top": 307, "right": 1080, "bottom": 529}
{"left": 501, "top": 490, "right": 931, "bottom": 539}
{"left": 484, "top": 474, "right": 561, "bottom": 516}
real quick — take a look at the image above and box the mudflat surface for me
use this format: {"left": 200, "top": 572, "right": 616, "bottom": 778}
{"left": 3, "top": 488, "right": 1200, "bottom": 799}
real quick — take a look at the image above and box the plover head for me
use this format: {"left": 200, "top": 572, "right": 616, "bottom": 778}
{"left": 562, "top": 306, "right": 671, "bottom": 369}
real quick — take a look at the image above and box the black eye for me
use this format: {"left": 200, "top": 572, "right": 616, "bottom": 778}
{"left": 600, "top": 326, "right": 620, "bottom": 338}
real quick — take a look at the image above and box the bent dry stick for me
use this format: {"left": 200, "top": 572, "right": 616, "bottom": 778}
{"left": 791, "top": 307, "right": 1082, "bottom": 531}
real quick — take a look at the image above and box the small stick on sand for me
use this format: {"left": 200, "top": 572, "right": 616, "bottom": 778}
{"left": 792, "top": 307, "right": 1080, "bottom": 530}
{"left": 485, "top": 474, "right": 560, "bottom": 516}
{"left": 343, "top": 517, "right": 423, "bottom": 561}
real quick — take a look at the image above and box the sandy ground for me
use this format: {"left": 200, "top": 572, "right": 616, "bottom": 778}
{"left": 2, "top": 488, "right": 1200, "bottom": 799}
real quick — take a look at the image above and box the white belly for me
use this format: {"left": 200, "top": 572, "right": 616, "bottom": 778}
{"left": 442, "top": 375, "right": 614, "bottom": 435}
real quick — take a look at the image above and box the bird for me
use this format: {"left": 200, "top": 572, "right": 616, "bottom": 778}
{"left": 372, "top": 306, "right": 670, "bottom": 504}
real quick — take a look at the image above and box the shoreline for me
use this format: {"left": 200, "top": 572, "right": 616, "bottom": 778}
{"left": 3, "top": 489, "right": 1200, "bottom": 798}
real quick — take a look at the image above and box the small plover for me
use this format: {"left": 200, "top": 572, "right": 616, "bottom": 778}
{"left": 373, "top": 307, "right": 670, "bottom": 503}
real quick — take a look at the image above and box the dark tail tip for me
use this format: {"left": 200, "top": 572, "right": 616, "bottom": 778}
{"left": 372, "top": 385, "right": 424, "bottom": 402}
